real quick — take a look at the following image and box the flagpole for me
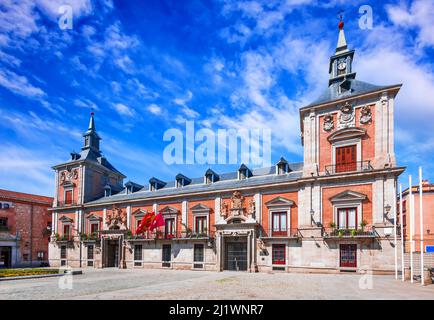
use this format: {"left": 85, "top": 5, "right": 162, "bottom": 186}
{"left": 394, "top": 179, "right": 398, "bottom": 280}
{"left": 400, "top": 184, "right": 405, "bottom": 281}
{"left": 419, "top": 167, "right": 424, "bottom": 286}
{"left": 409, "top": 175, "right": 414, "bottom": 283}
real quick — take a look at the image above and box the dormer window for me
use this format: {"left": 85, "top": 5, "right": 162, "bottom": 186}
{"left": 204, "top": 169, "right": 219, "bottom": 185}
{"left": 104, "top": 185, "right": 112, "bottom": 197}
{"left": 149, "top": 177, "right": 166, "bottom": 191}
{"left": 70, "top": 152, "right": 80, "bottom": 161}
{"left": 238, "top": 164, "right": 252, "bottom": 180}
{"left": 175, "top": 174, "right": 191, "bottom": 188}
{"left": 276, "top": 157, "right": 290, "bottom": 175}
{"left": 125, "top": 181, "right": 143, "bottom": 194}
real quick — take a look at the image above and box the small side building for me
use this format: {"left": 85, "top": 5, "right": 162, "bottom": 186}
{"left": 0, "top": 189, "right": 53, "bottom": 268}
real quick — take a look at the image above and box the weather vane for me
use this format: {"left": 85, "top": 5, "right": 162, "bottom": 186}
{"left": 337, "top": 9, "right": 345, "bottom": 29}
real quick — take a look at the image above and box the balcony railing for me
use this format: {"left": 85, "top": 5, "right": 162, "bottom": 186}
{"left": 56, "top": 200, "right": 79, "bottom": 207}
{"left": 127, "top": 229, "right": 215, "bottom": 240}
{"left": 53, "top": 234, "right": 74, "bottom": 242}
{"left": 322, "top": 227, "right": 376, "bottom": 238}
{"left": 80, "top": 232, "right": 101, "bottom": 241}
{"left": 325, "top": 160, "right": 373, "bottom": 175}
{"left": 260, "top": 228, "right": 300, "bottom": 238}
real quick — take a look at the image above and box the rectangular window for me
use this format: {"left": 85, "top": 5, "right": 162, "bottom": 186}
{"left": 60, "top": 246, "right": 67, "bottom": 259}
{"left": 0, "top": 217, "right": 7, "bottom": 229}
{"left": 64, "top": 190, "right": 73, "bottom": 204}
{"left": 165, "top": 218, "right": 175, "bottom": 239}
{"left": 90, "top": 222, "right": 99, "bottom": 234}
{"left": 337, "top": 208, "right": 357, "bottom": 229}
{"left": 162, "top": 244, "right": 171, "bottom": 267}
{"left": 37, "top": 251, "right": 45, "bottom": 260}
{"left": 271, "top": 212, "right": 287, "bottom": 236}
{"left": 194, "top": 244, "right": 204, "bottom": 262}
{"left": 335, "top": 145, "right": 357, "bottom": 173}
{"left": 63, "top": 224, "right": 71, "bottom": 240}
{"left": 272, "top": 244, "right": 285, "bottom": 265}
{"left": 87, "top": 245, "right": 94, "bottom": 260}
{"left": 134, "top": 244, "right": 142, "bottom": 261}
{"left": 195, "top": 216, "right": 207, "bottom": 235}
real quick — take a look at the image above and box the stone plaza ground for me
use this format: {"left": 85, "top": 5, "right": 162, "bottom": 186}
{"left": 0, "top": 269, "right": 433, "bottom": 300}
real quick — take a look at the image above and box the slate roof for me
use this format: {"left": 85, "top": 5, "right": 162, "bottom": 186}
{"left": 86, "top": 162, "right": 304, "bottom": 205}
{"left": 305, "top": 80, "right": 397, "bottom": 108}
{"left": 53, "top": 147, "right": 125, "bottom": 177}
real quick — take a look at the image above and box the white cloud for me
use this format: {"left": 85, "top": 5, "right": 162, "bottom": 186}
{"left": 0, "top": 69, "right": 45, "bottom": 98}
{"left": 74, "top": 98, "right": 100, "bottom": 111}
{"left": 147, "top": 103, "right": 162, "bottom": 115}
{"left": 113, "top": 103, "right": 136, "bottom": 117}
{"left": 386, "top": 0, "right": 434, "bottom": 48}
{"left": 0, "top": 144, "right": 56, "bottom": 196}
{"left": 35, "top": 0, "right": 93, "bottom": 19}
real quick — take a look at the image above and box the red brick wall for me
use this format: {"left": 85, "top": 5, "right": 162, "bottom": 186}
{"left": 322, "top": 184, "right": 373, "bottom": 227}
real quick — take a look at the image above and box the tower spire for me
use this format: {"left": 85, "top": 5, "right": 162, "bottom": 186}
{"left": 336, "top": 15, "right": 348, "bottom": 54}
{"left": 88, "top": 111, "right": 95, "bottom": 131}
{"left": 82, "top": 111, "right": 101, "bottom": 151}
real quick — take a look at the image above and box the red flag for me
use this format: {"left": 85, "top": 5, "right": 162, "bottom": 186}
{"left": 136, "top": 211, "right": 155, "bottom": 234}
{"left": 150, "top": 212, "right": 165, "bottom": 231}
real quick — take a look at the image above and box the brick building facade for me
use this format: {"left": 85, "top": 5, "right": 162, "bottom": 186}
{"left": 0, "top": 189, "right": 53, "bottom": 268}
{"left": 49, "top": 22, "right": 405, "bottom": 273}
{"left": 400, "top": 181, "right": 434, "bottom": 253}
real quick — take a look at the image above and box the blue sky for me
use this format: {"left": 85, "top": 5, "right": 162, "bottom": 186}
{"left": 0, "top": 0, "right": 433, "bottom": 196}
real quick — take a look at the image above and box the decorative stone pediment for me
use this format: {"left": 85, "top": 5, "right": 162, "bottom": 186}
{"left": 191, "top": 203, "right": 210, "bottom": 212}
{"left": 160, "top": 206, "right": 179, "bottom": 215}
{"left": 265, "top": 196, "right": 294, "bottom": 207}
{"left": 329, "top": 190, "right": 367, "bottom": 203}
{"left": 132, "top": 209, "right": 147, "bottom": 218}
{"left": 59, "top": 216, "right": 73, "bottom": 223}
{"left": 86, "top": 214, "right": 102, "bottom": 222}
{"left": 327, "top": 127, "right": 366, "bottom": 143}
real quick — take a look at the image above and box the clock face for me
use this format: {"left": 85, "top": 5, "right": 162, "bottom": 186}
{"left": 338, "top": 61, "right": 347, "bottom": 71}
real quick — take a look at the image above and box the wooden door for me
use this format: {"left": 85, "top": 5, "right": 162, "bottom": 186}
{"left": 336, "top": 145, "right": 356, "bottom": 173}
{"left": 272, "top": 244, "right": 286, "bottom": 265}
{"left": 340, "top": 244, "right": 357, "bottom": 268}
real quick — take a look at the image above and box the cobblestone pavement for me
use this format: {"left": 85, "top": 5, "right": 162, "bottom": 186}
{"left": 0, "top": 269, "right": 433, "bottom": 300}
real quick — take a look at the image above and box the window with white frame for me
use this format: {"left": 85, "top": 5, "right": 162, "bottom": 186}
{"left": 337, "top": 207, "right": 357, "bottom": 229}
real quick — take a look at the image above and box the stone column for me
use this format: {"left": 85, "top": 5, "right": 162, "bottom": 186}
{"left": 126, "top": 205, "right": 132, "bottom": 229}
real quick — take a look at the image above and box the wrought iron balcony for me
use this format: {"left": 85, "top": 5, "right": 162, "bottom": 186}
{"left": 325, "top": 160, "right": 373, "bottom": 175}
{"left": 322, "top": 227, "right": 376, "bottom": 239}
{"left": 260, "top": 228, "right": 300, "bottom": 239}
{"left": 56, "top": 200, "right": 79, "bottom": 207}
{"left": 127, "top": 229, "right": 215, "bottom": 241}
